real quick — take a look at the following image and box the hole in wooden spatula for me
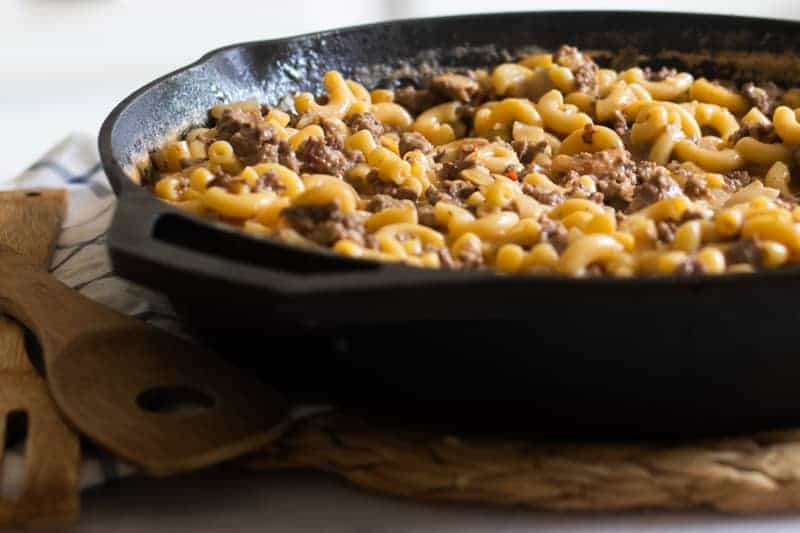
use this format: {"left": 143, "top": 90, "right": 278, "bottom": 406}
{"left": 3, "top": 410, "right": 28, "bottom": 451}
{"left": 1, "top": 410, "right": 29, "bottom": 502}
{"left": 136, "top": 386, "right": 215, "bottom": 414}
{"left": 24, "top": 192, "right": 41, "bottom": 197}
{"left": 23, "top": 327, "right": 46, "bottom": 377}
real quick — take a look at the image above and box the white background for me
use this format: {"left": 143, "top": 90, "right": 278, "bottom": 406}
{"left": 5, "top": 1, "right": 800, "bottom": 531}
{"left": 1, "top": 0, "right": 800, "bottom": 179}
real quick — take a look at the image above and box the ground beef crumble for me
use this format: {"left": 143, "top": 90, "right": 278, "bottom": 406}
{"left": 281, "top": 203, "right": 366, "bottom": 246}
{"left": 725, "top": 170, "right": 754, "bottom": 192}
{"left": 345, "top": 113, "right": 384, "bottom": 139}
{"left": 727, "top": 123, "right": 779, "bottom": 145}
{"left": 511, "top": 139, "right": 549, "bottom": 165}
{"left": 399, "top": 132, "right": 434, "bottom": 155}
{"left": 365, "top": 194, "right": 405, "bottom": 213}
{"left": 259, "top": 140, "right": 302, "bottom": 174}
{"left": 208, "top": 170, "right": 238, "bottom": 191}
{"left": 437, "top": 247, "right": 457, "bottom": 269}
{"left": 683, "top": 175, "right": 711, "bottom": 200}
{"left": 725, "top": 238, "right": 763, "bottom": 268}
{"left": 252, "top": 171, "right": 286, "bottom": 193}
{"left": 581, "top": 124, "right": 594, "bottom": 144}
{"left": 453, "top": 237, "right": 484, "bottom": 268}
{"left": 319, "top": 117, "right": 347, "bottom": 149}
{"left": 437, "top": 159, "right": 476, "bottom": 182}
{"left": 552, "top": 149, "right": 638, "bottom": 210}
{"left": 561, "top": 171, "right": 604, "bottom": 203}
{"left": 434, "top": 138, "right": 488, "bottom": 163}
{"left": 394, "top": 85, "right": 442, "bottom": 115}
{"left": 678, "top": 210, "right": 706, "bottom": 223}
{"left": 295, "top": 137, "right": 353, "bottom": 176}
{"left": 627, "top": 164, "right": 681, "bottom": 212}
{"left": 611, "top": 110, "right": 629, "bottom": 137}
{"left": 440, "top": 180, "right": 478, "bottom": 201}
{"left": 741, "top": 82, "right": 784, "bottom": 115}
{"left": 430, "top": 73, "right": 480, "bottom": 102}
{"left": 538, "top": 217, "right": 569, "bottom": 253}
{"left": 277, "top": 140, "right": 301, "bottom": 173}
{"left": 361, "top": 172, "right": 419, "bottom": 200}
{"left": 643, "top": 67, "right": 678, "bottom": 81}
{"left": 522, "top": 184, "right": 565, "bottom": 206}
{"left": 215, "top": 108, "right": 272, "bottom": 164}
{"left": 553, "top": 45, "right": 599, "bottom": 94}
{"left": 656, "top": 220, "right": 677, "bottom": 244}
{"left": 417, "top": 204, "right": 438, "bottom": 228}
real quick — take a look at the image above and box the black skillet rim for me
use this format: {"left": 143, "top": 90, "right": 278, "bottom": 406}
{"left": 98, "top": 10, "right": 800, "bottom": 292}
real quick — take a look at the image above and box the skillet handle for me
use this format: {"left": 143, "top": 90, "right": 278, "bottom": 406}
{"left": 107, "top": 193, "right": 382, "bottom": 297}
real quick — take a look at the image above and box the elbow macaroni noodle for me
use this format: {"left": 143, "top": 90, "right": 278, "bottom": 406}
{"left": 148, "top": 46, "right": 800, "bottom": 277}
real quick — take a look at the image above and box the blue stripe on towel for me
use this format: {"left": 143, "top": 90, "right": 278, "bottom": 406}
{"left": 28, "top": 161, "right": 102, "bottom": 184}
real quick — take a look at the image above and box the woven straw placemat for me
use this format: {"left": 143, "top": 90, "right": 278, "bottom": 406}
{"left": 248, "top": 412, "right": 800, "bottom": 513}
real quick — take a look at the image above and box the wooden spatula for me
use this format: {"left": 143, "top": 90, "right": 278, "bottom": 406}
{"left": 0, "top": 189, "right": 80, "bottom": 528}
{"left": 0, "top": 200, "right": 290, "bottom": 477}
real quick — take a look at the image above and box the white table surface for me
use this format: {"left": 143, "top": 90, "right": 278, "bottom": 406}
{"left": 66, "top": 469, "right": 800, "bottom": 532}
{"left": 7, "top": 1, "right": 800, "bottom": 530}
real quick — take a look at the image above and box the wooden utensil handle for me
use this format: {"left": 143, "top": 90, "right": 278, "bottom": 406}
{"left": 0, "top": 245, "right": 128, "bottom": 357}
{"left": 0, "top": 190, "right": 67, "bottom": 373}
{"left": 0, "top": 189, "right": 66, "bottom": 269}
{"left": 0, "top": 188, "right": 80, "bottom": 529}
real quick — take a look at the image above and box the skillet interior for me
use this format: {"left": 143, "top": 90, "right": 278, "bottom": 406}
{"left": 101, "top": 12, "right": 800, "bottom": 437}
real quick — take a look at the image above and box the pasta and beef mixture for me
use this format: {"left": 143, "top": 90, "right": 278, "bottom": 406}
{"left": 148, "top": 45, "right": 800, "bottom": 277}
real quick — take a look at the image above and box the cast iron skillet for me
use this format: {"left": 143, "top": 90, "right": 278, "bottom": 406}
{"left": 100, "top": 12, "right": 800, "bottom": 437}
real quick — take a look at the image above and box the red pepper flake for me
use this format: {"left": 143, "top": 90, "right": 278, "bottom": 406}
{"left": 505, "top": 169, "right": 518, "bottom": 181}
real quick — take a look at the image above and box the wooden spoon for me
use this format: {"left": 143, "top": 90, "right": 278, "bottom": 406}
{"left": 0, "top": 189, "right": 80, "bottom": 528}
{"left": 0, "top": 231, "right": 290, "bottom": 476}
